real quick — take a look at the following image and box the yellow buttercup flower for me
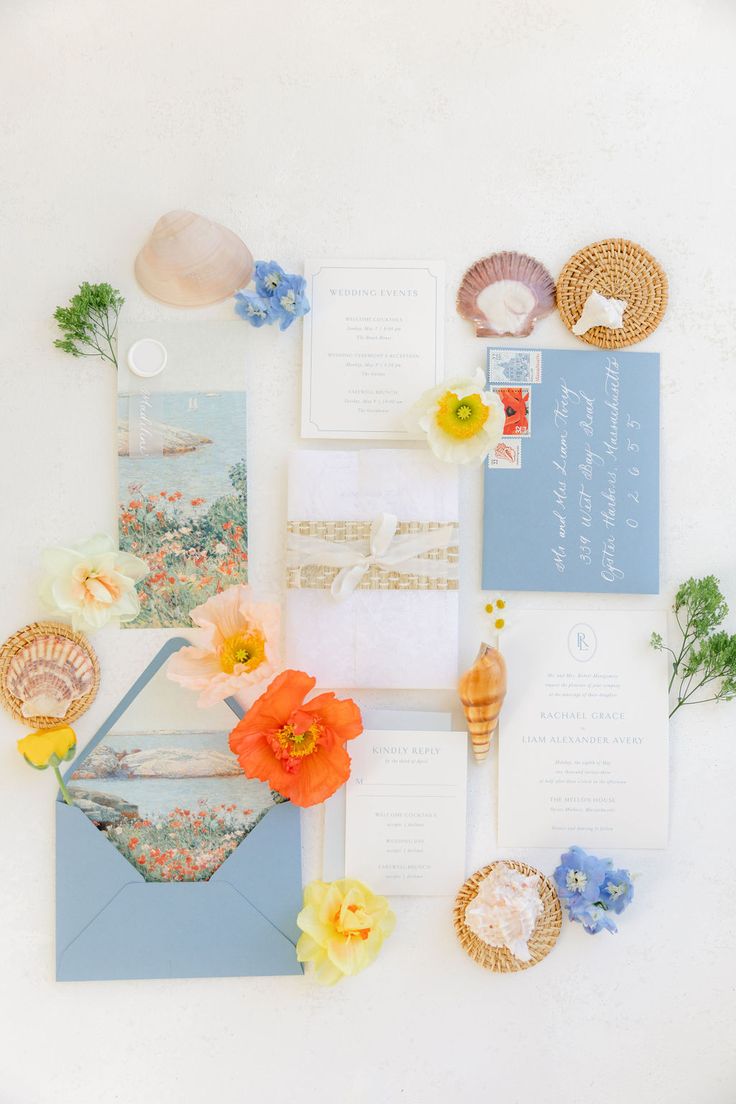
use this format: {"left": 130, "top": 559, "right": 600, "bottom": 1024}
{"left": 17, "top": 726, "right": 77, "bottom": 805}
{"left": 296, "top": 879, "right": 396, "bottom": 985}
{"left": 17, "top": 725, "right": 76, "bottom": 768}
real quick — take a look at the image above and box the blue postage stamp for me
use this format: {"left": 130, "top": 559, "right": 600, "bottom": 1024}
{"left": 487, "top": 348, "right": 542, "bottom": 385}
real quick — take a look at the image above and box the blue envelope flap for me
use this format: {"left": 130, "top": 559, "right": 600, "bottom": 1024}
{"left": 57, "top": 881, "right": 303, "bottom": 981}
{"left": 211, "top": 801, "right": 302, "bottom": 945}
{"left": 56, "top": 802, "right": 144, "bottom": 960}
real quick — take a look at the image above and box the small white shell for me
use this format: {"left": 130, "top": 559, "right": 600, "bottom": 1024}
{"left": 464, "top": 862, "right": 544, "bottom": 962}
{"left": 572, "top": 290, "right": 627, "bottom": 336}
{"left": 457, "top": 252, "right": 556, "bottom": 337}
{"left": 6, "top": 634, "right": 97, "bottom": 720}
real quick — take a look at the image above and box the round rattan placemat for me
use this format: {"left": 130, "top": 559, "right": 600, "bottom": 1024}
{"left": 556, "top": 238, "right": 668, "bottom": 348}
{"left": 454, "top": 860, "right": 562, "bottom": 973}
{"left": 0, "top": 621, "right": 100, "bottom": 728}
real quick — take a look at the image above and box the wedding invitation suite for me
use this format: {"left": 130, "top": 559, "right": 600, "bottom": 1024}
{"left": 498, "top": 610, "right": 669, "bottom": 849}
{"left": 285, "top": 449, "right": 459, "bottom": 689}
{"left": 301, "top": 258, "right": 445, "bottom": 439}
{"left": 344, "top": 728, "right": 467, "bottom": 895}
{"left": 483, "top": 347, "right": 660, "bottom": 593}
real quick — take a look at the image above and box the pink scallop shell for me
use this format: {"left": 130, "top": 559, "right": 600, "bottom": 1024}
{"left": 456, "top": 251, "right": 556, "bottom": 337}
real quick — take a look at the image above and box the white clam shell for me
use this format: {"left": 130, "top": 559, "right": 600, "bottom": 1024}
{"left": 572, "top": 290, "right": 627, "bottom": 336}
{"left": 6, "top": 634, "right": 97, "bottom": 720}
{"left": 134, "top": 209, "right": 254, "bottom": 307}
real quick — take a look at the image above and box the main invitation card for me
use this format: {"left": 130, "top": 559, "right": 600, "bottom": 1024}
{"left": 483, "top": 347, "right": 660, "bottom": 593}
{"left": 344, "top": 728, "right": 467, "bottom": 895}
{"left": 301, "top": 259, "right": 445, "bottom": 439}
{"left": 498, "top": 610, "right": 669, "bottom": 849}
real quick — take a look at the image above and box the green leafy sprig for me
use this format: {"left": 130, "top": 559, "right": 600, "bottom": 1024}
{"left": 651, "top": 576, "right": 736, "bottom": 717}
{"left": 53, "top": 282, "right": 124, "bottom": 370}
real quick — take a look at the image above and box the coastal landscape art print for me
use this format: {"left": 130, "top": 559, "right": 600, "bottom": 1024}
{"left": 69, "top": 727, "right": 281, "bottom": 882}
{"left": 118, "top": 390, "right": 248, "bottom": 628}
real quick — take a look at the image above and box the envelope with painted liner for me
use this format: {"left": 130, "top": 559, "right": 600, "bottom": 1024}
{"left": 56, "top": 639, "right": 303, "bottom": 981}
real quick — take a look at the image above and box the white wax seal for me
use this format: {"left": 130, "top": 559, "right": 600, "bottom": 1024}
{"left": 128, "top": 337, "right": 167, "bottom": 378}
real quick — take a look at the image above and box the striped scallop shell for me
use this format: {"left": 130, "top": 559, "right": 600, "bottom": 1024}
{"left": 6, "top": 634, "right": 97, "bottom": 720}
{"left": 457, "top": 251, "right": 556, "bottom": 337}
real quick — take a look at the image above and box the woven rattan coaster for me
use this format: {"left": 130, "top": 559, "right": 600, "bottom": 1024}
{"left": 0, "top": 621, "right": 100, "bottom": 728}
{"left": 557, "top": 238, "right": 668, "bottom": 348}
{"left": 454, "top": 860, "right": 562, "bottom": 973}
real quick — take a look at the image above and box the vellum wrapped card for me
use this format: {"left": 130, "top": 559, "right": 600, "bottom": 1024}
{"left": 285, "top": 450, "right": 459, "bottom": 688}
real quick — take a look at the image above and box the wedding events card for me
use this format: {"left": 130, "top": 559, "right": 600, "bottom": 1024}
{"left": 498, "top": 610, "right": 669, "bottom": 849}
{"left": 344, "top": 728, "right": 467, "bottom": 895}
{"left": 301, "top": 259, "right": 445, "bottom": 439}
{"left": 483, "top": 347, "right": 660, "bottom": 593}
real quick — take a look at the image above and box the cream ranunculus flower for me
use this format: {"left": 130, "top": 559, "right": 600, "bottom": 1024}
{"left": 296, "top": 879, "right": 396, "bottom": 985}
{"left": 39, "top": 534, "right": 148, "bottom": 632}
{"left": 405, "top": 368, "right": 505, "bottom": 464}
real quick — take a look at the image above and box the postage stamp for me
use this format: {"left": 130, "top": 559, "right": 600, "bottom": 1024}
{"left": 487, "top": 349, "right": 542, "bottom": 385}
{"left": 488, "top": 439, "right": 522, "bottom": 469}
{"left": 493, "top": 386, "right": 531, "bottom": 437}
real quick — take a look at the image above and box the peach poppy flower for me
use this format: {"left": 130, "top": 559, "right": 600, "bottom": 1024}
{"left": 166, "top": 584, "right": 280, "bottom": 708}
{"left": 228, "top": 670, "right": 362, "bottom": 807}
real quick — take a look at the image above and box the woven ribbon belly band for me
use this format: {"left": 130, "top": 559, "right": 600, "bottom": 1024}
{"left": 286, "top": 513, "right": 459, "bottom": 600}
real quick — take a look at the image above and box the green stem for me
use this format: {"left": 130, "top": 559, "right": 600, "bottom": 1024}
{"left": 53, "top": 764, "right": 74, "bottom": 806}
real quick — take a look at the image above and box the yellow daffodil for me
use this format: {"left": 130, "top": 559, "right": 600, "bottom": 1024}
{"left": 17, "top": 726, "right": 77, "bottom": 804}
{"left": 296, "top": 879, "right": 395, "bottom": 985}
{"left": 405, "top": 369, "right": 505, "bottom": 464}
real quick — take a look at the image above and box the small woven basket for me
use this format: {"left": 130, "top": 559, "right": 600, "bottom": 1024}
{"left": 0, "top": 621, "right": 100, "bottom": 728}
{"left": 556, "top": 238, "right": 668, "bottom": 348}
{"left": 454, "top": 860, "right": 562, "bottom": 973}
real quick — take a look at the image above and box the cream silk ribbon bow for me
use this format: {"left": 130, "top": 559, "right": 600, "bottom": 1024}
{"left": 286, "top": 513, "right": 458, "bottom": 600}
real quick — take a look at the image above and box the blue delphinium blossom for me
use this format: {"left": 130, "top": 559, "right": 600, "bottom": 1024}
{"left": 554, "top": 846, "right": 634, "bottom": 935}
{"left": 569, "top": 900, "right": 619, "bottom": 935}
{"left": 234, "top": 262, "right": 310, "bottom": 332}
{"left": 271, "top": 273, "right": 310, "bottom": 331}
{"left": 233, "top": 290, "right": 274, "bottom": 328}
{"left": 554, "top": 845, "right": 611, "bottom": 905}
{"left": 600, "top": 868, "right": 634, "bottom": 914}
{"left": 254, "top": 260, "right": 287, "bottom": 297}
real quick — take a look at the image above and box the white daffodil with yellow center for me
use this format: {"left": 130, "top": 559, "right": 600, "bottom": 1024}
{"left": 405, "top": 368, "right": 505, "bottom": 464}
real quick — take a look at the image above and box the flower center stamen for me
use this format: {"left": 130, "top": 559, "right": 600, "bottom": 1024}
{"left": 435, "top": 391, "right": 490, "bottom": 440}
{"left": 220, "top": 630, "right": 266, "bottom": 674}
{"left": 566, "top": 870, "right": 588, "bottom": 892}
{"left": 276, "top": 721, "right": 321, "bottom": 761}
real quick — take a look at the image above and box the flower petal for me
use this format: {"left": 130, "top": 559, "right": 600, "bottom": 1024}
{"left": 308, "top": 692, "right": 363, "bottom": 743}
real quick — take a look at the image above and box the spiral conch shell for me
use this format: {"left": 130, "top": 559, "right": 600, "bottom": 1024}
{"left": 458, "top": 643, "right": 507, "bottom": 762}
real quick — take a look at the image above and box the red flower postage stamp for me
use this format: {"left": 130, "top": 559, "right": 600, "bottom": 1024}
{"left": 493, "top": 386, "right": 531, "bottom": 437}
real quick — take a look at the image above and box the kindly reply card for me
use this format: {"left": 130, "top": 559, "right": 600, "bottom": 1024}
{"left": 498, "top": 610, "right": 669, "bottom": 849}
{"left": 483, "top": 347, "right": 660, "bottom": 593}
{"left": 345, "top": 729, "right": 467, "bottom": 895}
{"left": 301, "top": 259, "right": 445, "bottom": 439}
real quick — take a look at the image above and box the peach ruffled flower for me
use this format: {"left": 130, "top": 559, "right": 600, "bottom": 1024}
{"left": 166, "top": 584, "right": 280, "bottom": 708}
{"left": 39, "top": 533, "right": 148, "bottom": 631}
{"left": 296, "top": 879, "right": 395, "bottom": 985}
{"left": 228, "top": 669, "right": 362, "bottom": 807}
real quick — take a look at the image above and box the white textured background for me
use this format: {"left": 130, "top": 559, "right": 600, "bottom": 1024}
{"left": 1, "top": 2, "right": 735, "bottom": 1102}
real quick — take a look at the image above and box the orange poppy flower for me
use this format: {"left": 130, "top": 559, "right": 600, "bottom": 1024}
{"left": 229, "top": 670, "right": 362, "bottom": 807}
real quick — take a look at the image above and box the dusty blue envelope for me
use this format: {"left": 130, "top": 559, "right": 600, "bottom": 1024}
{"left": 56, "top": 639, "right": 303, "bottom": 982}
